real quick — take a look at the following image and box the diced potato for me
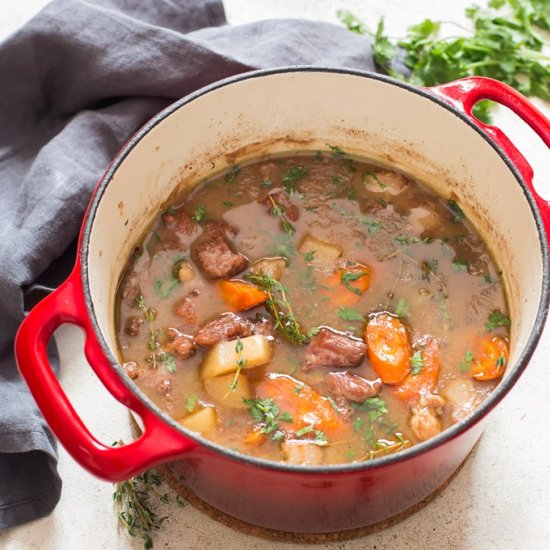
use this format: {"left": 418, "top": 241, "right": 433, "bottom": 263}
{"left": 281, "top": 441, "right": 325, "bottom": 465}
{"left": 251, "top": 256, "right": 287, "bottom": 280}
{"left": 201, "top": 334, "right": 273, "bottom": 379}
{"left": 299, "top": 235, "right": 343, "bottom": 272}
{"left": 364, "top": 170, "right": 408, "bottom": 195}
{"left": 179, "top": 406, "right": 218, "bottom": 435}
{"left": 203, "top": 372, "right": 252, "bottom": 409}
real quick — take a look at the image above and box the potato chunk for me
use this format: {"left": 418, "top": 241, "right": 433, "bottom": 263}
{"left": 180, "top": 406, "right": 218, "bottom": 435}
{"left": 203, "top": 372, "right": 252, "bottom": 409}
{"left": 299, "top": 235, "right": 343, "bottom": 272}
{"left": 281, "top": 441, "right": 325, "bottom": 465}
{"left": 201, "top": 334, "right": 273, "bottom": 379}
{"left": 251, "top": 256, "right": 287, "bottom": 280}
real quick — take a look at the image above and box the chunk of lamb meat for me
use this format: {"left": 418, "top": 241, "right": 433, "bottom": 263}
{"left": 325, "top": 371, "right": 382, "bottom": 403}
{"left": 165, "top": 330, "right": 196, "bottom": 359}
{"left": 125, "top": 316, "right": 143, "bottom": 336}
{"left": 162, "top": 209, "right": 199, "bottom": 237}
{"left": 174, "top": 294, "right": 197, "bottom": 325}
{"left": 303, "top": 328, "right": 366, "bottom": 371}
{"left": 251, "top": 315, "right": 275, "bottom": 338}
{"left": 262, "top": 190, "right": 299, "bottom": 222}
{"left": 194, "top": 313, "right": 255, "bottom": 347}
{"left": 204, "top": 220, "right": 239, "bottom": 239}
{"left": 192, "top": 228, "right": 248, "bottom": 280}
{"left": 281, "top": 441, "right": 324, "bottom": 465}
{"left": 409, "top": 394, "right": 446, "bottom": 442}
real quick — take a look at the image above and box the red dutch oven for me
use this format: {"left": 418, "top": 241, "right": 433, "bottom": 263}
{"left": 15, "top": 69, "right": 550, "bottom": 533}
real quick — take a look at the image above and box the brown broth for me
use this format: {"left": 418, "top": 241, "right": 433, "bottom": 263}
{"left": 116, "top": 150, "right": 510, "bottom": 465}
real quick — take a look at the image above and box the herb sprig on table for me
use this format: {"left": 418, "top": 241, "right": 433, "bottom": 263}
{"left": 338, "top": 0, "right": 550, "bottom": 121}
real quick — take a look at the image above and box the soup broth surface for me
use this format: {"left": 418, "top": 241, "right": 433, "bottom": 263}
{"left": 116, "top": 149, "right": 510, "bottom": 465}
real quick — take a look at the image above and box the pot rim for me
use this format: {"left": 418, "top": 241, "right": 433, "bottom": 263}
{"left": 80, "top": 66, "right": 550, "bottom": 474}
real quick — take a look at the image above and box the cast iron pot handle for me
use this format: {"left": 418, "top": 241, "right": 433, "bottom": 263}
{"left": 15, "top": 263, "right": 196, "bottom": 482}
{"left": 429, "top": 76, "right": 550, "bottom": 237}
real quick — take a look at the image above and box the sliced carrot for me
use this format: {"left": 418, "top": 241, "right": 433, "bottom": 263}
{"left": 242, "top": 425, "right": 268, "bottom": 446}
{"left": 256, "top": 374, "right": 348, "bottom": 440}
{"left": 365, "top": 313, "right": 412, "bottom": 385}
{"left": 217, "top": 279, "right": 267, "bottom": 311}
{"left": 470, "top": 336, "right": 509, "bottom": 381}
{"left": 320, "top": 261, "right": 371, "bottom": 307}
{"left": 395, "top": 337, "right": 440, "bottom": 403}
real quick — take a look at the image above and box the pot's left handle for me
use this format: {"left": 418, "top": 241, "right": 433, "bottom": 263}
{"left": 15, "top": 267, "right": 196, "bottom": 482}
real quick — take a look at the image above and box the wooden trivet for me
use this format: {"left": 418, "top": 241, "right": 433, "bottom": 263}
{"left": 131, "top": 415, "right": 475, "bottom": 543}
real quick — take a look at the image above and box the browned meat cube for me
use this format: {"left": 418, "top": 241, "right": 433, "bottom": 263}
{"left": 252, "top": 315, "right": 275, "bottom": 339}
{"left": 192, "top": 228, "right": 248, "bottom": 280}
{"left": 325, "top": 371, "right": 381, "bottom": 403}
{"left": 194, "top": 313, "right": 255, "bottom": 347}
{"left": 174, "top": 295, "right": 197, "bottom": 325}
{"left": 204, "top": 219, "right": 239, "bottom": 238}
{"left": 262, "top": 190, "right": 299, "bottom": 222}
{"left": 162, "top": 209, "right": 199, "bottom": 237}
{"left": 125, "top": 316, "right": 143, "bottom": 336}
{"left": 165, "top": 331, "right": 196, "bottom": 359}
{"left": 303, "top": 328, "right": 366, "bottom": 371}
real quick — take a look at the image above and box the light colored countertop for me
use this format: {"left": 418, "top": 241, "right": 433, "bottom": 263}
{"left": 1, "top": 1, "right": 550, "bottom": 549}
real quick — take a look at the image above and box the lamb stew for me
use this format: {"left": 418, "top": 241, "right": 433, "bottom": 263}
{"left": 116, "top": 147, "right": 510, "bottom": 466}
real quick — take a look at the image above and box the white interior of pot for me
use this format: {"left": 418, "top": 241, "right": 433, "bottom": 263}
{"left": 85, "top": 70, "right": 543, "bottom": 380}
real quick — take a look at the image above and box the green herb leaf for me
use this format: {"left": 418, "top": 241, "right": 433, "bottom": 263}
{"left": 224, "top": 165, "right": 240, "bottom": 184}
{"left": 486, "top": 309, "right": 511, "bottom": 331}
{"left": 410, "top": 350, "right": 424, "bottom": 375}
{"left": 295, "top": 424, "right": 314, "bottom": 437}
{"left": 282, "top": 165, "right": 308, "bottom": 194}
{"left": 164, "top": 354, "right": 176, "bottom": 374}
{"left": 460, "top": 351, "right": 475, "bottom": 373}
{"left": 185, "top": 393, "right": 198, "bottom": 413}
{"left": 192, "top": 205, "right": 207, "bottom": 223}
{"left": 451, "top": 258, "right": 469, "bottom": 272}
{"left": 448, "top": 199, "right": 465, "bottom": 222}
{"left": 337, "top": 306, "right": 364, "bottom": 321}
{"left": 394, "top": 297, "right": 410, "bottom": 318}
{"left": 153, "top": 277, "right": 180, "bottom": 299}
{"left": 222, "top": 201, "right": 234, "bottom": 207}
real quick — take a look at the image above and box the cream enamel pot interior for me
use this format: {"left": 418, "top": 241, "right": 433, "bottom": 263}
{"left": 16, "top": 68, "right": 550, "bottom": 533}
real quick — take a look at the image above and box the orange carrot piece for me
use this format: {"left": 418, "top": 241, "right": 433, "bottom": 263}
{"left": 470, "top": 336, "right": 509, "bottom": 381}
{"left": 394, "top": 337, "right": 440, "bottom": 403}
{"left": 320, "top": 262, "right": 371, "bottom": 307}
{"left": 365, "top": 313, "right": 412, "bottom": 385}
{"left": 256, "top": 374, "right": 348, "bottom": 440}
{"left": 242, "top": 426, "right": 268, "bottom": 446}
{"left": 217, "top": 279, "right": 267, "bottom": 311}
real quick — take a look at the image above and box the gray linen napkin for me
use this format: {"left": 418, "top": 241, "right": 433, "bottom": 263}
{"left": 0, "top": 0, "right": 377, "bottom": 529}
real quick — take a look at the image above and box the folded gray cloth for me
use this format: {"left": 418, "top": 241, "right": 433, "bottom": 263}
{"left": 0, "top": 0, "right": 377, "bottom": 529}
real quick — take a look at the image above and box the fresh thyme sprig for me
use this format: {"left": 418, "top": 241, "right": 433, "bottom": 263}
{"left": 112, "top": 443, "right": 185, "bottom": 549}
{"left": 245, "top": 272, "right": 309, "bottom": 345}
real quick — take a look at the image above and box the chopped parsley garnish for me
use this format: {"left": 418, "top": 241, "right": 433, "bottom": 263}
{"left": 192, "top": 205, "right": 207, "bottom": 223}
{"left": 337, "top": 306, "right": 364, "bottom": 321}
{"left": 486, "top": 309, "right": 511, "bottom": 332}
{"left": 367, "top": 171, "right": 387, "bottom": 189}
{"left": 409, "top": 351, "right": 424, "bottom": 375}
{"left": 460, "top": 351, "right": 474, "bottom": 373}
{"left": 448, "top": 199, "right": 465, "bottom": 222}
{"left": 282, "top": 165, "right": 308, "bottom": 194}
{"left": 363, "top": 219, "right": 382, "bottom": 234}
{"left": 326, "top": 143, "right": 346, "bottom": 157}
{"left": 496, "top": 353, "right": 507, "bottom": 370}
{"left": 243, "top": 398, "right": 292, "bottom": 440}
{"left": 222, "top": 201, "right": 234, "bottom": 207}
{"left": 303, "top": 250, "right": 316, "bottom": 262}
{"left": 394, "top": 297, "right": 410, "bottom": 318}
{"left": 341, "top": 270, "right": 364, "bottom": 295}
{"left": 451, "top": 258, "right": 469, "bottom": 271}
{"left": 224, "top": 165, "right": 240, "bottom": 184}
{"left": 185, "top": 393, "right": 198, "bottom": 413}
{"left": 153, "top": 277, "right": 179, "bottom": 299}
{"left": 163, "top": 354, "right": 176, "bottom": 374}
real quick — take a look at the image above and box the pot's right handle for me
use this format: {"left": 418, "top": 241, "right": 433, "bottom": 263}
{"left": 15, "top": 264, "right": 196, "bottom": 482}
{"left": 429, "top": 77, "right": 550, "bottom": 235}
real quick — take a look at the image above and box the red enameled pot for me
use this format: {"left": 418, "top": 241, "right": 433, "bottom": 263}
{"left": 15, "top": 69, "right": 550, "bottom": 533}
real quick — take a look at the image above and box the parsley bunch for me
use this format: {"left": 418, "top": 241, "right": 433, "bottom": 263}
{"left": 338, "top": 0, "right": 550, "bottom": 121}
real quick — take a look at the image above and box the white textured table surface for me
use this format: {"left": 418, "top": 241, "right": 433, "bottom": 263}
{"left": 1, "top": 1, "right": 550, "bottom": 549}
